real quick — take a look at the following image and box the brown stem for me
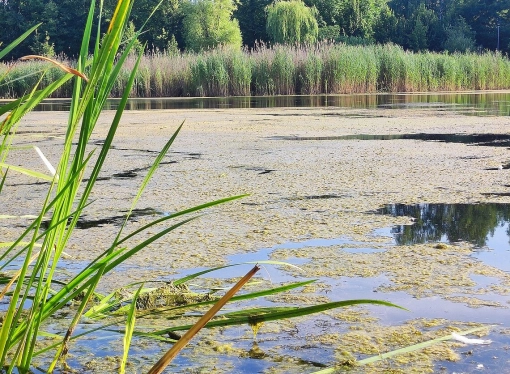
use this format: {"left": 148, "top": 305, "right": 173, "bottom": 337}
{"left": 148, "top": 264, "right": 260, "bottom": 374}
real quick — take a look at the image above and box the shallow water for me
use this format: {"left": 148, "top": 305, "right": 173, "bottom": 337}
{"left": 5, "top": 91, "right": 510, "bottom": 115}
{"left": 175, "top": 202, "right": 510, "bottom": 372}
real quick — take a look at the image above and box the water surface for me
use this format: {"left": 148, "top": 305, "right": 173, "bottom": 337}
{"left": 7, "top": 91, "right": 509, "bottom": 115}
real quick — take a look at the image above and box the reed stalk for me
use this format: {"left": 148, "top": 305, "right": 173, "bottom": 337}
{"left": 3, "top": 43, "right": 510, "bottom": 99}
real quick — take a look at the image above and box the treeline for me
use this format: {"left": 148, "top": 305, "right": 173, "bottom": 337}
{"left": 2, "top": 43, "right": 509, "bottom": 99}
{"left": 0, "top": 0, "right": 509, "bottom": 59}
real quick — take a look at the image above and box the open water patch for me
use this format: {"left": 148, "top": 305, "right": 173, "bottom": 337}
{"left": 271, "top": 133, "right": 510, "bottom": 147}
{"left": 16, "top": 92, "right": 510, "bottom": 115}
{"left": 377, "top": 203, "right": 510, "bottom": 272}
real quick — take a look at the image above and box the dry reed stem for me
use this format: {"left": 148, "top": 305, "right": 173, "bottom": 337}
{"left": 148, "top": 264, "right": 261, "bottom": 374}
{"left": 19, "top": 55, "right": 88, "bottom": 82}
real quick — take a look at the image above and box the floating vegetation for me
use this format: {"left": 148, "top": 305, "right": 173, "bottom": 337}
{"left": 135, "top": 283, "right": 213, "bottom": 310}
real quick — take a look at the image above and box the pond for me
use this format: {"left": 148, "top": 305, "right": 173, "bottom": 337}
{"left": 2, "top": 98, "right": 510, "bottom": 372}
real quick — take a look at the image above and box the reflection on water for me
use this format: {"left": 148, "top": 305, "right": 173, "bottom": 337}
{"left": 378, "top": 203, "right": 510, "bottom": 248}
{"left": 6, "top": 91, "right": 510, "bottom": 115}
{"left": 272, "top": 133, "right": 510, "bottom": 147}
{"left": 379, "top": 202, "right": 510, "bottom": 278}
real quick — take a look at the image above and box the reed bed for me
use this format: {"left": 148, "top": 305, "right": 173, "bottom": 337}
{"left": 2, "top": 43, "right": 510, "bottom": 99}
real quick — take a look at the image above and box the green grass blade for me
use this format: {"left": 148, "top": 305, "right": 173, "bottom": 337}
{"left": 90, "top": 279, "right": 318, "bottom": 319}
{"left": 0, "top": 169, "right": 6, "bottom": 194}
{"left": 173, "top": 260, "right": 304, "bottom": 286}
{"left": 127, "top": 121, "right": 184, "bottom": 214}
{"left": 311, "top": 325, "right": 493, "bottom": 374}
{"left": 358, "top": 325, "right": 491, "bottom": 366}
{"left": 120, "top": 285, "right": 142, "bottom": 374}
{"left": 151, "top": 299, "right": 405, "bottom": 336}
{"left": 79, "top": 195, "right": 247, "bottom": 278}
{"left": 0, "top": 24, "right": 41, "bottom": 60}
{"left": 0, "top": 163, "right": 53, "bottom": 181}
{"left": 116, "top": 195, "right": 248, "bottom": 248}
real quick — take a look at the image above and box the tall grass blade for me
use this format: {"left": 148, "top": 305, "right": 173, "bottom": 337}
{"left": 0, "top": 162, "right": 54, "bottom": 181}
{"left": 311, "top": 325, "right": 492, "bottom": 373}
{"left": 151, "top": 299, "right": 404, "bottom": 336}
{"left": 0, "top": 168, "right": 6, "bottom": 193}
{"left": 19, "top": 55, "right": 89, "bottom": 82}
{"left": 0, "top": 24, "right": 41, "bottom": 60}
{"left": 120, "top": 285, "right": 142, "bottom": 374}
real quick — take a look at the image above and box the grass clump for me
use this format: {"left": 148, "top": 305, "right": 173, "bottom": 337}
{"left": 3, "top": 43, "right": 510, "bottom": 99}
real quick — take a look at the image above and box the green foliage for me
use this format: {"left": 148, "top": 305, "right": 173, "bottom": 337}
{"left": 443, "top": 16, "right": 476, "bottom": 53}
{"left": 30, "top": 31, "right": 56, "bottom": 57}
{"left": 299, "top": 50, "right": 323, "bottom": 94}
{"left": 322, "top": 43, "right": 378, "bottom": 93}
{"left": 182, "top": 0, "right": 242, "bottom": 52}
{"left": 409, "top": 17, "right": 429, "bottom": 52}
{"left": 0, "top": 0, "right": 94, "bottom": 58}
{"left": 251, "top": 45, "right": 276, "bottom": 95}
{"left": 228, "top": 49, "right": 252, "bottom": 95}
{"left": 234, "top": 0, "right": 272, "bottom": 47}
{"left": 188, "top": 47, "right": 252, "bottom": 96}
{"left": 271, "top": 46, "right": 296, "bottom": 94}
{"left": 1, "top": 0, "right": 509, "bottom": 57}
{"left": 190, "top": 52, "right": 229, "bottom": 96}
{"left": 337, "top": 35, "right": 374, "bottom": 46}
{"left": 166, "top": 34, "right": 180, "bottom": 56}
{"left": 122, "top": 21, "right": 145, "bottom": 56}
{"left": 266, "top": 0, "right": 319, "bottom": 45}
{"left": 318, "top": 25, "right": 341, "bottom": 41}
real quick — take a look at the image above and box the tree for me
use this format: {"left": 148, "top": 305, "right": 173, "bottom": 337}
{"left": 0, "top": 0, "right": 96, "bottom": 58}
{"left": 460, "top": 0, "right": 509, "bottom": 52}
{"left": 266, "top": 0, "right": 319, "bottom": 44}
{"left": 234, "top": 0, "right": 272, "bottom": 47}
{"left": 305, "top": 0, "right": 394, "bottom": 41}
{"left": 113, "top": 0, "right": 182, "bottom": 52}
{"left": 303, "top": 0, "right": 343, "bottom": 26}
{"left": 443, "top": 16, "right": 476, "bottom": 52}
{"left": 337, "top": 0, "right": 389, "bottom": 39}
{"left": 181, "top": 0, "right": 242, "bottom": 52}
{"left": 409, "top": 17, "right": 429, "bottom": 51}
{"left": 373, "top": 6, "right": 399, "bottom": 44}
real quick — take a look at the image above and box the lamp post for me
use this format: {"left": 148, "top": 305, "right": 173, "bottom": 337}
{"left": 497, "top": 21, "right": 500, "bottom": 51}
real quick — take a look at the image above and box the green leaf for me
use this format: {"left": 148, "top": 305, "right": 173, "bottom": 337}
{"left": 311, "top": 325, "right": 493, "bottom": 374}
{"left": 0, "top": 163, "right": 53, "bottom": 181}
{"left": 150, "top": 299, "right": 405, "bottom": 335}
{"left": 120, "top": 285, "right": 142, "bottom": 374}
{"left": 0, "top": 24, "right": 41, "bottom": 60}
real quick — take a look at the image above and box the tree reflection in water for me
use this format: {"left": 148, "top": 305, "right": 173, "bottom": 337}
{"left": 378, "top": 203, "right": 510, "bottom": 247}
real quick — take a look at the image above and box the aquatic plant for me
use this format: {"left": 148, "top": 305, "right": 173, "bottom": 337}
{"left": 3, "top": 42, "right": 510, "bottom": 99}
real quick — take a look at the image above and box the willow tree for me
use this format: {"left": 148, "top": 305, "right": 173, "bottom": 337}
{"left": 266, "top": 0, "right": 319, "bottom": 44}
{"left": 182, "top": 0, "right": 242, "bottom": 52}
